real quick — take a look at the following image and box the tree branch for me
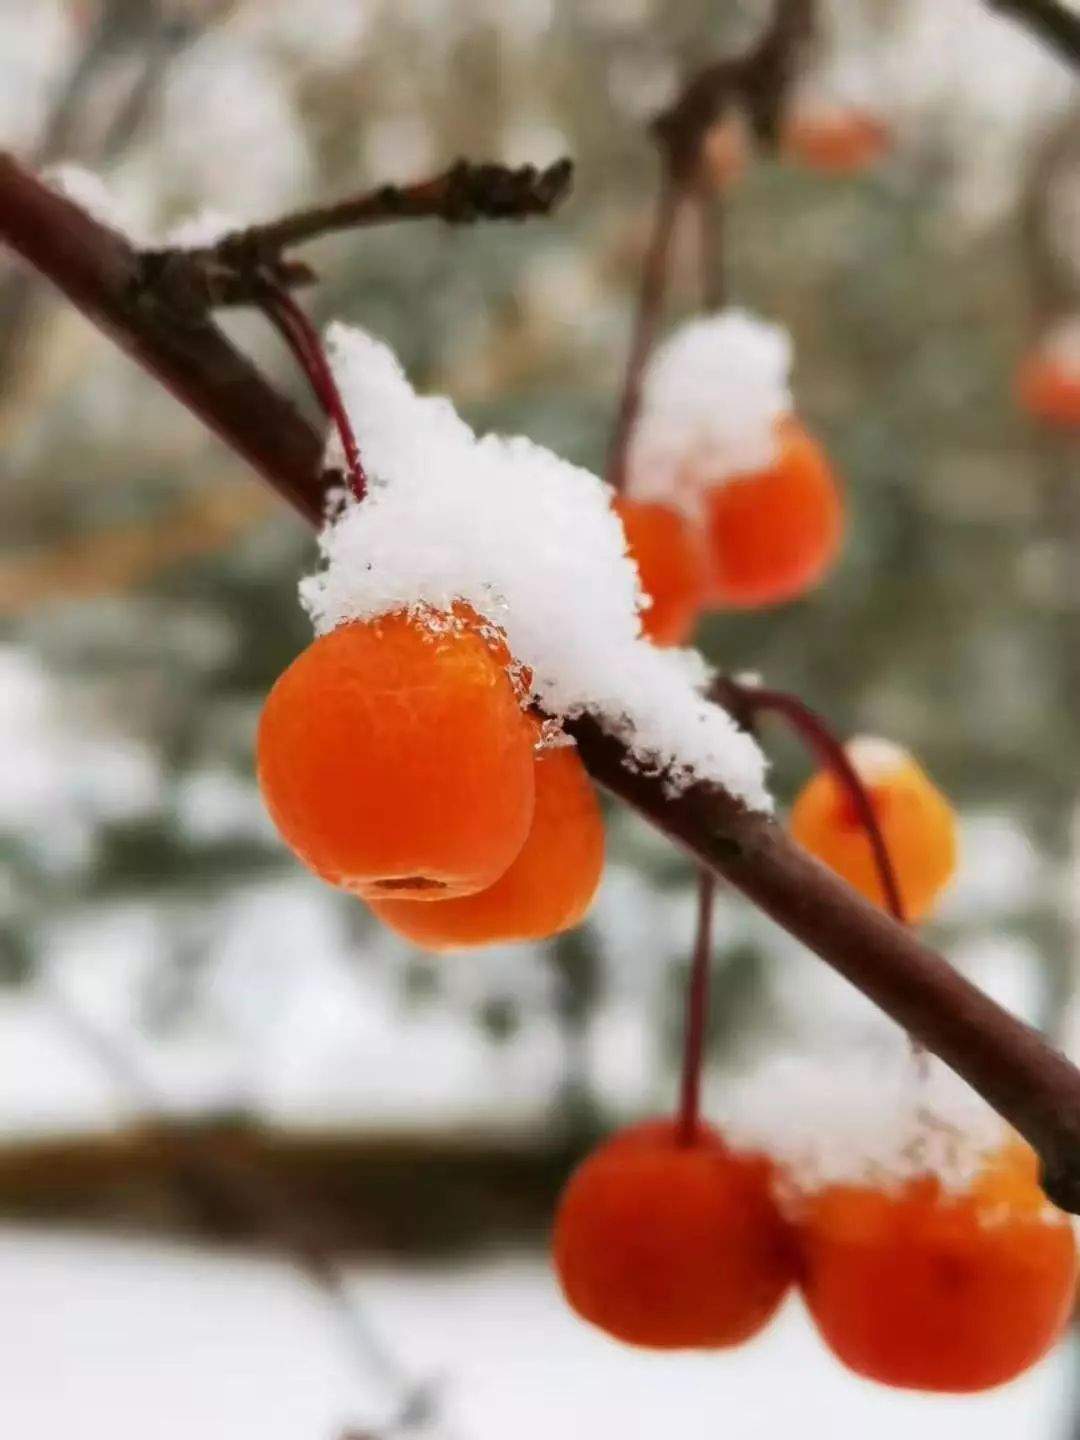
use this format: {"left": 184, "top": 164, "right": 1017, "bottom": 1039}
{"left": 143, "top": 158, "right": 574, "bottom": 307}
{"left": 7, "top": 150, "right": 1080, "bottom": 1210}
{"left": 987, "top": 0, "right": 1080, "bottom": 69}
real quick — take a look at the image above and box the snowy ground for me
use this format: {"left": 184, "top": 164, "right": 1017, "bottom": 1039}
{"left": 0, "top": 1228, "right": 1071, "bottom": 1440}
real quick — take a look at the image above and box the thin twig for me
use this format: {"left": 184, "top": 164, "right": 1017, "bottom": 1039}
{"left": 677, "top": 870, "right": 716, "bottom": 1145}
{"left": 144, "top": 159, "right": 574, "bottom": 309}
{"left": 696, "top": 185, "right": 728, "bottom": 312}
{"left": 8, "top": 155, "right": 1080, "bottom": 1210}
{"left": 606, "top": 176, "right": 682, "bottom": 491}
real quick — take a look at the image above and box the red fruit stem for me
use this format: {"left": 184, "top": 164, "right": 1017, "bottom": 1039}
{"left": 715, "top": 679, "right": 907, "bottom": 924}
{"left": 258, "top": 285, "right": 367, "bottom": 503}
{"left": 677, "top": 869, "right": 716, "bottom": 1145}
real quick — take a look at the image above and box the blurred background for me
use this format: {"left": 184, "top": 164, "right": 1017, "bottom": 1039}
{"left": 1, "top": 0, "right": 1079, "bottom": 1435}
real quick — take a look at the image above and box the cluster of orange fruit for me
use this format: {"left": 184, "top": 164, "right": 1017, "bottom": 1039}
{"left": 554, "top": 1120, "right": 1077, "bottom": 1390}
{"left": 257, "top": 605, "right": 604, "bottom": 953}
{"left": 620, "top": 417, "right": 844, "bottom": 645}
{"left": 555, "top": 743, "right": 1076, "bottom": 1388}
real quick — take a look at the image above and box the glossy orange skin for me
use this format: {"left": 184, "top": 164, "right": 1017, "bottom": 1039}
{"left": 1016, "top": 352, "right": 1080, "bottom": 430}
{"left": 789, "top": 748, "right": 956, "bottom": 922}
{"left": 370, "top": 742, "right": 605, "bottom": 950}
{"left": 797, "top": 1148, "right": 1078, "bottom": 1392}
{"left": 703, "top": 421, "right": 843, "bottom": 609}
{"left": 257, "top": 610, "right": 536, "bottom": 901}
{"left": 783, "top": 109, "right": 889, "bottom": 175}
{"left": 553, "top": 1119, "right": 795, "bottom": 1349}
{"left": 616, "top": 499, "right": 708, "bottom": 646}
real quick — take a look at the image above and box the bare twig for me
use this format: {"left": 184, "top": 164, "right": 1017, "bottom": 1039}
{"left": 677, "top": 870, "right": 716, "bottom": 1146}
{"left": 987, "top": 0, "right": 1080, "bottom": 69}
{"left": 605, "top": 177, "right": 682, "bottom": 491}
{"left": 143, "top": 159, "right": 575, "bottom": 308}
{"left": 8, "top": 155, "right": 1080, "bottom": 1211}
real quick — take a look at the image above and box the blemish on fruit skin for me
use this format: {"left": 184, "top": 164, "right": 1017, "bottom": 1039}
{"left": 371, "top": 743, "right": 604, "bottom": 952}
{"left": 373, "top": 875, "right": 448, "bottom": 894}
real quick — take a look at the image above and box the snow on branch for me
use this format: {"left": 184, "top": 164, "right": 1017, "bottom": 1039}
{"left": 302, "top": 324, "right": 771, "bottom": 811}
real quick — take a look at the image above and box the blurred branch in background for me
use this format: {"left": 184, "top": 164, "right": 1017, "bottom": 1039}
{"left": 43, "top": 978, "right": 447, "bottom": 1440}
{"left": 0, "top": 0, "right": 215, "bottom": 403}
{"left": 988, "top": 0, "right": 1080, "bottom": 68}
{"left": 0, "top": 484, "right": 272, "bottom": 615}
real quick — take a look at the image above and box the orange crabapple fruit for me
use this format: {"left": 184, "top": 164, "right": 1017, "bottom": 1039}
{"left": 552, "top": 1119, "right": 795, "bottom": 1350}
{"left": 615, "top": 498, "right": 708, "bottom": 646}
{"left": 794, "top": 1142, "right": 1078, "bottom": 1392}
{"left": 782, "top": 106, "right": 890, "bottom": 176}
{"left": 257, "top": 606, "right": 536, "bottom": 902}
{"left": 1015, "top": 347, "right": 1080, "bottom": 430}
{"left": 703, "top": 418, "right": 844, "bottom": 609}
{"left": 370, "top": 738, "right": 604, "bottom": 951}
{"left": 789, "top": 736, "right": 957, "bottom": 922}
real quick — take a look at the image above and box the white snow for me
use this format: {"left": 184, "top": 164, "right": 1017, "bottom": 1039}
{"left": 45, "top": 164, "right": 153, "bottom": 245}
{"left": 300, "top": 324, "right": 770, "bottom": 810}
{"left": 844, "top": 734, "right": 910, "bottom": 782}
{"left": 625, "top": 310, "right": 793, "bottom": 516}
{"left": 0, "top": 1231, "right": 1068, "bottom": 1440}
{"left": 721, "top": 1046, "right": 1013, "bottom": 1201}
{"left": 0, "top": 646, "right": 162, "bottom": 873}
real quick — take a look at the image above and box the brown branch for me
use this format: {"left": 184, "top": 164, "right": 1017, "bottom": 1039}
{"left": 0, "top": 153, "right": 327, "bottom": 526}
{"left": 143, "top": 158, "right": 575, "bottom": 308}
{"left": 987, "top": 0, "right": 1080, "bottom": 69}
{"left": 7, "top": 154, "right": 1080, "bottom": 1212}
{"left": 0, "top": 0, "right": 211, "bottom": 409}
